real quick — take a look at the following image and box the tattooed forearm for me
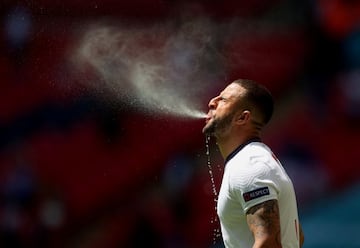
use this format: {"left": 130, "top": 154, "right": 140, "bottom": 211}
{"left": 246, "top": 200, "right": 282, "bottom": 248}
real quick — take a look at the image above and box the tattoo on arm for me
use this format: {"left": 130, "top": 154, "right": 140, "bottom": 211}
{"left": 246, "top": 199, "right": 282, "bottom": 247}
{"left": 299, "top": 223, "right": 304, "bottom": 247}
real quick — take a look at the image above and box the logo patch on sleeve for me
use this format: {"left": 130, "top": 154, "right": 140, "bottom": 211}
{"left": 243, "top": 187, "right": 270, "bottom": 202}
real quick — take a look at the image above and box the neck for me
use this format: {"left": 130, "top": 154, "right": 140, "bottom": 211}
{"left": 216, "top": 130, "right": 261, "bottom": 160}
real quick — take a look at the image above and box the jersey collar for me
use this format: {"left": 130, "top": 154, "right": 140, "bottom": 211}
{"left": 224, "top": 138, "right": 262, "bottom": 165}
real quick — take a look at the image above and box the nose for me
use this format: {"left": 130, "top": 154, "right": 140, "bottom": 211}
{"left": 208, "top": 96, "right": 218, "bottom": 109}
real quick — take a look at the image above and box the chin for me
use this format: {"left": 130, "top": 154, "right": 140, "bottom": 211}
{"left": 203, "top": 118, "right": 217, "bottom": 134}
{"left": 202, "top": 125, "right": 215, "bottom": 136}
{"left": 202, "top": 127, "right": 209, "bottom": 134}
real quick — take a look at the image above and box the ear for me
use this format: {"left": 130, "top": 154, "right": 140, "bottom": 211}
{"left": 235, "top": 110, "right": 251, "bottom": 125}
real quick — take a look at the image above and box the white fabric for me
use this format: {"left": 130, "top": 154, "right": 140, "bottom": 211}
{"left": 217, "top": 142, "right": 300, "bottom": 248}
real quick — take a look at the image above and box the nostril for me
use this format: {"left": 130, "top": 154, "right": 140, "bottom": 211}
{"left": 208, "top": 98, "right": 217, "bottom": 108}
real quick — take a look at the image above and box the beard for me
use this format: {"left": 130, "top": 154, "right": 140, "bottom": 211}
{"left": 202, "top": 110, "right": 235, "bottom": 138}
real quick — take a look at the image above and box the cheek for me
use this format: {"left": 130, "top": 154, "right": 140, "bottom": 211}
{"left": 215, "top": 106, "right": 228, "bottom": 118}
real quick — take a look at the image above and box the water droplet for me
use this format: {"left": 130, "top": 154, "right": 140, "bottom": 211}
{"left": 206, "top": 135, "right": 221, "bottom": 245}
{"left": 206, "top": 136, "right": 217, "bottom": 198}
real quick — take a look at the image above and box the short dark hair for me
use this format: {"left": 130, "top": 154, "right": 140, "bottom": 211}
{"left": 232, "top": 79, "right": 274, "bottom": 125}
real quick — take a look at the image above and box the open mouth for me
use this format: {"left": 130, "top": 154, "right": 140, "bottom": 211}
{"left": 205, "top": 112, "right": 213, "bottom": 123}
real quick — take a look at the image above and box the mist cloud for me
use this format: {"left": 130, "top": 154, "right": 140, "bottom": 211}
{"left": 71, "top": 18, "right": 225, "bottom": 118}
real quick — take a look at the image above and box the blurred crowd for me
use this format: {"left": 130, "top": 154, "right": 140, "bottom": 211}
{"left": 0, "top": 0, "right": 360, "bottom": 247}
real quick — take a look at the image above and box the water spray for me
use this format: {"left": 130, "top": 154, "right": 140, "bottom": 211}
{"left": 70, "top": 18, "right": 224, "bottom": 244}
{"left": 71, "top": 19, "right": 223, "bottom": 119}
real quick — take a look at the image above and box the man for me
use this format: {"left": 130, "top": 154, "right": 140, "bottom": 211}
{"left": 203, "top": 79, "right": 304, "bottom": 248}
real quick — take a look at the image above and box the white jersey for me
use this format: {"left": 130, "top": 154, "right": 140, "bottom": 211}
{"left": 217, "top": 141, "right": 300, "bottom": 248}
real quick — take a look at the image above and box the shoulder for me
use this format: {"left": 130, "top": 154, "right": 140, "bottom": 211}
{"left": 226, "top": 142, "right": 280, "bottom": 196}
{"left": 246, "top": 142, "right": 274, "bottom": 162}
{"left": 227, "top": 142, "right": 275, "bottom": 175}
{"left": 229, "top": 142, "right": 273, "bottom": 161}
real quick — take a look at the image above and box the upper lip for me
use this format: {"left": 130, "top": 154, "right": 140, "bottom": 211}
{"left": 205, "top": 112, "right": 213, "bottom": 122}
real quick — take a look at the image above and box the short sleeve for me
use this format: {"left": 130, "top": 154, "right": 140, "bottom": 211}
{"left": 229, "top": 161, "right": 279, "bottom": 213}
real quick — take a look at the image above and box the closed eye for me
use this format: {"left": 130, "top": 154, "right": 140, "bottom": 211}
{"left": 220, "top": 96, "right": 227, "bottom": 101}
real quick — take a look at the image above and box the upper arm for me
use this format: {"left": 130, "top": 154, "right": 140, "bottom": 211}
{"left": 246, "top": 199, "right": 282, "bottom": 248}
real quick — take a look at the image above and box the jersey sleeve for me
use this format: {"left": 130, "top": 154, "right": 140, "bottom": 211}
{"left": 229, "top": 160, "right": 280, "bottom": 213}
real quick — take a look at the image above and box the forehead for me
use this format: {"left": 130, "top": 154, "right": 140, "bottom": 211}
{"left": 221, "top": 83, "right": 246, "bottom": 98}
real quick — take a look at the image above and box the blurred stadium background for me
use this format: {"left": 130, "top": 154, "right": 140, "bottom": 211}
{"left": 0, "top": 0, "right": 360, "bottom": 247}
